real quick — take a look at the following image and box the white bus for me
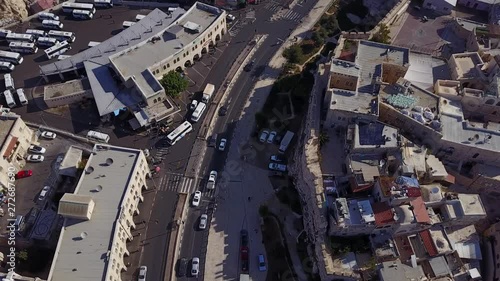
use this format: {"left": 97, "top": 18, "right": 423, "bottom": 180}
{"left": 0, "top": 29, "right": 11, "bottom": 39}
{"left": 88, "top": 41, "right": 100, "bottom": 48}
{"left": 3, "top": 90, "right": 16, "bottom": 108}
{"left": 4, "top": 74, "right": 14, "bottom": 90}
{"left": 62, "top": 2, "right": 96, "bottom": 14}
{"left": 87, "top": 130, "right": 110, "bottom": 143}
{"left": 0, "top": 51, "right": 23, "bottom": 65}
{"left": 45, "top": 41, "right": 71, "bottom": 59}
{"left": 25, "top": 29, "right": 46, "bottom": 39}
{"left": 190, "top": 102, "right": 207, "bottom": 122}
{"left": 135, "top": 14, "right": 146, "bottom": 21}
{"left": 166, "top": 121, "right": 193, "bottom": 145}
{"left": 9, "top": 42, "right": 38, "bottom": 54}
{"left": 37, "top": 37, "right": 58, "bottom": 47}
{"left": 48, "top": 30, "right": 76, "bottom": 43}
{"left": 94, "top": 0, "right": 113, "bottom": 8}
{"left": 42, "top": 20, "right": 64, "bottom": 30}
{"left": 16, "top": 89, "right": 27, "bottom": 105}
{"left": 73, "top": 9, "right": 94, "bottom": 19}
{"left": 38, "top": 12, "right": 59, "bottom": 21}
{"left": 0, "top": 62, "right": 14, "bottom": 73}
{"left": 279, "top": 131, "right": 295, "bottom": 153}
{"left": 6, "top": 33, "right": 35, "bottom": 43}
{"left": 122, "top": 21, "right": 135, "bottom": 29}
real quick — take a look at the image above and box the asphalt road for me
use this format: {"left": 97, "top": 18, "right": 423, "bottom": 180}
{"left": 175, "top": 0, "right": 318, "bottom": 279}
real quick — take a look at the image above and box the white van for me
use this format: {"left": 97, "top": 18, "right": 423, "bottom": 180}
{"left": 16, "top": 89, "right": 27, "bottom": 105}
{"left": 87, "top": 130, "right": 110, "bottom": 143}
{"left": 3, "top": 90, "right": 16, "bottom": 108}
{"left": 38, "top": 12, "right": 59, "bottom": 21}
{"left": 4, "top": 73, "right": 14, "bottom": 90}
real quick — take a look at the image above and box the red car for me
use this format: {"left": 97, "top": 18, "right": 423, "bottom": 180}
{"left": 16, "top": 170, "right": 33, "bottom": 179}
{"left": 240, "top": 246, "right": 249, "bottom": 272}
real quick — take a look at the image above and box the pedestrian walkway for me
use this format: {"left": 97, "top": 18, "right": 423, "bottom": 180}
{"left": 265, "top": 1, "right": 283, "bottom": 11}
{"left": 279, "top": 10, "right": 303, "bottom": 22}
{"left": 157, "top": 172, "right": 198, "bottom": 193}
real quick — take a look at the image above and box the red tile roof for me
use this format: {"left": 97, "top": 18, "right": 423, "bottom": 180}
{"left": 419, "top": 230, "right": 438, "bottom": 257}
{"left": 406, "top": 187, "right": 422, "bottom": 198}
{"left": 2, "top": 137, "right": 17, "bottom": 158}
{"left": 410, "top": 197, "right": 431, "bottom": 224}
{"left": 378, "top": 176, "right": 395, "bottom": 197}
{"left": 372, "top": 202, "right": 395, "bottom": 226}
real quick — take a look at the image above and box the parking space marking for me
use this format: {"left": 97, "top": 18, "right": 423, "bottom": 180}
{"left": 191, "top": 66, "right": 206, "bottom": 80}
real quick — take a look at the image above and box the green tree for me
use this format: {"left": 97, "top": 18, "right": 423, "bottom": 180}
{"left": 283, "top": 44, "right": 304, "bottom": 64}
{"left": 159, "top": 71, "right": 189, "bottom": 98}
{"left": 17, "top": 250, "right": 28, "bottom": 262}
{"left": 319, "top": 131, "right": 330, "bottom": 147}
{"left": 311, "top": 31, "right": 325, "bottom": 47}
{"left": 371, "top": 23, "right": 391, "bottom": 44}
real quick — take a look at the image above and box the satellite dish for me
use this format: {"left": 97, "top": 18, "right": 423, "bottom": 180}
{"left": 95, "top": 185, "right": 103, "bottom": 192}
{"left": 80, "top": 232, "right": 88, "bottom": 239}
{"left": 86, "top": 166, "right": 94, "bottom": 174}
{"left": 105, "top": 158, "right": 114, "bottom": 165}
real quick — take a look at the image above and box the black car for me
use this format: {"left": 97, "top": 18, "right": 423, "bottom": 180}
{"left": 177, "top": 258, "right": 188, "bottom": 277}
{"left": 219, "top": 106, "right": 228, "bottom": 116}
{"left": 240, "top": 229, "right": 249, "bottom": 247}
{"left": 244, "top": 59, "right": 255, "bottom": 72}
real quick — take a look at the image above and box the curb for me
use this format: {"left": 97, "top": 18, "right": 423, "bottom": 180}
{"left": 25, "top": 121, "right": 96, "bottom": 145}
{"left": 164, "top": 193, "right": 188, "bottom": 281}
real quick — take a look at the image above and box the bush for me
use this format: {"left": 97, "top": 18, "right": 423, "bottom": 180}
{"left": 371, "top": 23, "right": 391, "bottom": 44}
{"left": 283, "top": 44, "right": 304, "bottom": 64}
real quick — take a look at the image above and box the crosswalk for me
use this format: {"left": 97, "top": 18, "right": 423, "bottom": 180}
{"left": 229, "top": 21, "right": 245, "bottom": 37}
{"left": 156, "top": 172, "right": 218, "bottom": 196}
{"left": 265, "top": 1, "right": 283, "bottom": 11}
{"left": 279, "top": 10, "right": 303, "bottom": 22}
{"left": 153, "top": 138, "right": 169, "bottom": 159}
{"left": 266, "top": 1, "right": 304, "bottom": 23}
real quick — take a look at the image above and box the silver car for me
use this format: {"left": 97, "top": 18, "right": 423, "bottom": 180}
{"left": 199, "top": 214, "right": 208, "bottom": 230}
{"left": 259, "top": 130, "right": 269, "bottom": 143}
{"left": 191, "top": 257, "right": 200, "bottom": 277}
{"left": 27, "top": 154, "right": 44, "bottom": 162}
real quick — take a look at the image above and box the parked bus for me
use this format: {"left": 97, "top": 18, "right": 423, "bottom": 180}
{"left": 0, "top": 51, "right": 23, "bottom": 65}
{"left": 25, "top": 29, "right": 46, "bottom": 39}
{"left": 86, "top": 130, "right": 110, "bottom": 143}
{"left": 0, "top": 29, "right": 11, "bottom": 39}
{"left": 38, "top": 12, "right": 59, "bottom": 21}
{"left": 94, "top": 0, "right": 113, "bottom": 8}
{"left": 122, "top": 21, "right": 135, "bottom": 29}
{"left": 3, "top": 90, "right": 16, "bottom": 108}
{"left": 37, "top": 37, "right": 58, "bottom": 47}
{"left": 9, "top": 42, "right": 38, "bottom": 54}
{"left": 42, "top": 20, "right": 64, "bottom": 30}
{"left": 72, "top": 9, "right": 94, "bottom": 20}
{"left": 135, "top": 14, "right": 146, "bottom": 21}
{"left": 15, "top": 89, "right": 27, "bottom": 105}
{"left": 88, "top": 41, "right": 100, "bottom": 48}
{"left": 4, "top": 74, "right": 14, "bottom": 90}
{"left": 279, "top": 131, "right": 295, "bottom": 153}
{"left": 62, "top": 2, "right": 96, "bottom": 14}
{"left": 0, "top": 62, "right": 14, "bottom": 73}
{"left": 190, "top": 102, "right": 207, "bottom": 122}
{"left": 45, "top": 41, "right": 71, "bottom": 59}
{"left": 166, "top": 121, "right": 193, "bottom": 145}
{"left": 48, "top": 30, "right": 76, "bottom": 43}
{"left": 6, "top": 33, "right": 35, "bottom": 43}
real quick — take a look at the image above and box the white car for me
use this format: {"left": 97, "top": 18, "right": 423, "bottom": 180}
{"left": 218, "top": 138, "right": 227, "bottom": 151}
{"left": 190, "top": 100, "right": 198, "bottom": 110}
{"left": 192, "top": 191, "right": 202, "bottom": 207}
{"left": 267, "top": 131, "right": 277, "bottom": 143}
{"left": 226, "top": 14, "right": 236, "bottom": 21}
{"left": 27, "top": 154, "right": 44, "bottom": 162}
{"left": 259, "top": 130, "right": 269, "bottom": 143}
{"left": 138, "top": 266, "right": 147, "bottom": 281}
{"left": 191, "top": 258, "right": 200, "bottom": 277}
{"left": 206, "top": 170, "right": 217, "bottom": 190}
{"left": 38, "top": 186, "right": 51, "bottom": 201}
{"left": 270, "top": 155, "right": 284, "bottom": 162}
{"left": 268, "top": 163, "right": 287, "bottom": 172}
{"left": 258, "top": 254, "right": 267, "bottom": 271}
{"left": 199, "top": 214, "right": 208, "bottom": 230}
{"left": 41, "top": 131, "right": 56, "bottom": 139}
{"left": 28, "top": 145, "right": 46, "bottom": 154}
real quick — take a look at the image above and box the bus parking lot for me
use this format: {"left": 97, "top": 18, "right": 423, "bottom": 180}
{"left": 1, "top": 5, "right": 154, "bottom": 89}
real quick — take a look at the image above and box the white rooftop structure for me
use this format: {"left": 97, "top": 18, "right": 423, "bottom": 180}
{"left": 404, "top": 52, "right": 450, "bottom": 91}
{"left": 48, "top": 145, "right": 149, "bottom": 281}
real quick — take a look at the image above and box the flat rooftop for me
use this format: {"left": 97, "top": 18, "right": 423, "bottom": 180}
{"left": 329, "top": 89, "right": 378, "bottom": 115}
{"left": 457, "top": 194, "right": 485, "bottom": 216}
{"left": 380, "top": 79, "right": 440, "bottom": 112}
{"left": 454, "top": 18, "right": 487, "bottom": 32}
{"left": 0, "top": 118, "right": 16, "bottom": 147}
{"left": 44, "top": 78, "right": 90, "bottom": 99}
{"left": 50, "top": 145, "right": 142, "bottom": 281}
{"left": 404, "top": 52, "right": 450, "bottom": 91}
{"left": 355, "top": 40, "right": 409, "bottom": 93}
{"left": 440, "top": 100, "right": 500, "bottom": 152}
{"left": 329, "top": 59, "right": 360, "bottom": 77}
{"left": 355, "top": 121, "right": 398, "bottom": 148}
{"left": 451, "top": 52, "right": 483, "bottom": 79}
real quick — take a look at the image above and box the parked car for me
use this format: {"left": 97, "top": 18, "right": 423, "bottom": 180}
{"left": 219, "top": 106, "right": 228, "bottom": 116}
{"left": 16, "top": 170, "right": 32, "bottom": 179}
{"left": 27, "top": 154, "right": 44, "bottom": 162}
{"left": 244, "top": 59, "right": 255, "bottom": 72}
{"left": 226, "top": 14, "right": 236, "bottom": 21}
{"left": 270, "top": 154, "right": 284, "bottom": 162}
{"left": 28, "top": 145, "right": 46, "bottom": 154}
{"left": 267, "top": 131, "right": 277, "bottom": 143}
{"left": 218, "top": 138, "right": 227, "bottom": 151}
{"left": 259, "top": 130, "right": 269, "bottom": 143}
{"left": 268, "top": 163, "right": 287, "bottom": 172}
{"left": 191, "top": 257, "right": 200, "bottom": 277}
{"left": 208, "top": 133, "right": 218, "bottom": 147}
{"left": 190, "top": 100, "right": 198, "bottom": 110}
{"left": 138, "top": 266, "right": 147, "bottom": 281}
{"left": 192, "top": 191, "right": 202, "bottom": 207}
{"left": 177, "top": 258, "right": 188, "bottom": 277}
{"left": 40, "top": 131, "right": 56, "bottom": 139}
{"left": 199, "top": 214, "right": 208, "bottom": 230}
{"left": 258, "top": 254, "right": 267, "bottom": 271}
{"left": 38, "top": 186, "right": 51, "bottom": 201}
{"left": 240, "top": 229, "right": 249, "bottom": 247}
{"left": 206, "top": 171, "right": 217, "bottom": 190}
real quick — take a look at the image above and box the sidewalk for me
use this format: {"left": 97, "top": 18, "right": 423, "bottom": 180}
{"left": 203, "top": 0, "right": 335, "bottom": 280}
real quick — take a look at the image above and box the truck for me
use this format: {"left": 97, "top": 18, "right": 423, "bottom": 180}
{"left": 279, "top": 131, "right": 295, "bottom": 153}
{"left": 239, "top": 274, "right": 250, "bottom": 281}
{"left": 202, "top": 83, "right": 215, "bottom": 103}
